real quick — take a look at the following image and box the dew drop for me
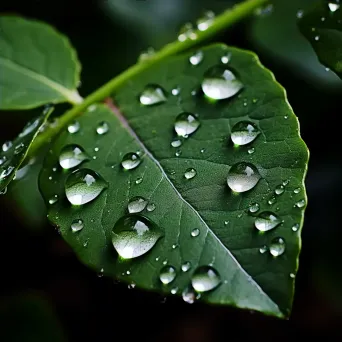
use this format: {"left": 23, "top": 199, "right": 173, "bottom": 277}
{"left": 292, "top": 223, "right": 299, "bottom": 232}
{"left": 184, "top": 168, "right": 197, "bottom": 180}
{"left": 249, "top": 202, "right": 260, "bottom": 213}
{"left": 231, "top": 121, "right": 259, "bottom": 146}
{"left": 48, "top": 195, "right": 59, "bottom": 205}
{"left": 268, "top": 196, "right": 276, "bottom": 205}
{"left": 174, "top": 112, "right": 200, "bottom": 137}
{"left": 0, "top": 165, "right": 15, "bottom": 180}
{"left": 202, "top": 66, "right": 243, "bottom": 100}
{"left": 182, "top": 286, "right": 198, "bottom": 304}
{"left": 181, "top": 261, "right": 191, "bottom": 272}
{"left": 259, "top": 245, "right": 268, "bottom": 254}
{"left": 67, "top": 121, "right": 80, "bottom": 134}
{"left": 189, "top": 51, "right": 203, "bottom": 65}
{"left": 269, "top": 237, "right": 286, "bottom": 257}
{"left": 159, "top": 265, "right": 176, "bottom": 285}
{"left": 128, "top": 196, "right": 148, "bottom": 213}
{"left": 139, "top": 84, "right": 167, "bottom": 106}
{"left": 227, "top": 162, "right": 261, "bottom": 193}
{"left": 290, "top": 273, "right": 295, "bottom": 279}
{"left": 138, "top": 47, "right": 155, "bottom": 62}
{"left": 191, "top": 228, "right": 200, "bottom": 237}
{"left": 2, "top": 141, "right": 12, "bottom": 152}
{"left": 0, "top": 156, "right": 6, "bottom": 166}
{"left": 255, "top": 211, "right": 281, "bottom": 232}
{"left": 96, "top": 121, "right": 109, "bottom": 135}
{"left": 293, "top": 187, "right": 301, "bottom": 194}
{"left": 65, "top": 169, "right": 107, "bottom": 205}
{"left": 221, "top": 53, "right": 231, "bottom": 64}
{"left": 171, "top": 87, "right": 180, "bottom": 96}
{"left": 175, "top": 150, "right": 182, "bottom": 157}
{"left": 295, "top": 199, "right": 306, "bottom": 208}
{"left": 121, "top": 152, "right": 141, "bottom": 170}
{"left": 178, "top": 22, "right": 197, "bottom": 42}
{"left": 59, "top": 145, "right": 89, "bottom": 169}
{"left": 248, "top": 147, "right": 255, "bottom": 154}
{"left": 196, "top": 10, "right": 215, "bottom": 31}
{"left": 171, "top": 139, "right": 182, "bottom": 148}
{"left": 191, "top": 266, "right": 221, "bottom": 292}
{"left": 275, "top": 185, "right": 285, "bottom": 195}
{"left": 112, "top": 214, "right": 163, "bottom": 259}
{"left": 146, "top": 203, "right": 156, "bottom": 212}
{"left": 171, "top": 287, "right": 178, "bottom": 295}
{"left": 71, "top": 219, "right": 84, "bottom": 233}
{"left": 328, "top": 2, "right": 340, "bottom": 12}
{"left": 135, "top": 177, "right": 143, "bottom": 185}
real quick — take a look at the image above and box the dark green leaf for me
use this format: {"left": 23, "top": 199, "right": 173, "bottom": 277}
{"left": 39, "top": 44, "right": 309, "bottom": 318}
{"left": 299, "top": 1, "right": 342, "bottom": 77}
{"left": 0, "top": 16, "right": 82, "bottom": 109}
{"left": 0, "top": 106, "right": 53, "bottom": 192}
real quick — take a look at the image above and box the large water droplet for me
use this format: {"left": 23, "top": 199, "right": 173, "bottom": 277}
{"left": 191, "top": 228, "right": 200, "bottom": 237}
{"left": 139, "top": 84, "right": 167, "bottom": 106}
{"left": 191, "top": 266, "right": 221, "bottom": 292}
{"left": 67, "top": 121, "right": 80, "bottom": 134}
{"left": 59, "top": 145, "right": 89, "bottom": 169}
{"left": 2, "top": 141, "right": 12, "bottom": 152}
{"left": 121, "top": 152, "right": 141, "bottom": 170}
{"left": 128, "top": 196, "right": 148, "bottom": 213}
{"left": 96, "top": 121, "right": 109, "bottom": 135}
{"left": 255, "top": 212, "right": 281, "bottom": 232}
{"left": 181, "top": 261, "right": 191, "bottom": 272}
{"left": 328, "top": 2, "right": 340, "bottom": 12}
{"left": 227, "top": 162, "right": 261, "bottom": 193}
{"left": 202, "top": 66, "right": 243, "bottom": 100}
{"left": 221, "top": 52, "right": 231, "bottom": 64}
{"left": 14, "top": 143, "right": 25, "bottom": 155}
{"left": 184, "top": 168, "right": 197, "bottom": 180}
{"left": 269, "top": 237, "right": 286, "bottom": 257}
{"left": 71, "top": 219, "right": 84, "bottom": 233}
{"left": 65, "top": 169, "right": 108, "bottom": 205}
{"left": 159, "top": 265, "right": 176, "bottom": 284}
{"left": 138, "top": 47, "right": 155, "bottom": 62}
{"left": 231, "top": 121, "right": 259, "bottom": 146}
{"left": 189, "top": 51, "right": 203, "bottom": 66}
{"left": 196, "top": 10, "right": 215, "bottom": 31}
{"left": 178, "top": 23, "right": 197, "bottom": 42}
{"left": 112, "top": 214, "right": 162, "bottom": 259}
{"left": 174, "top": 112, "right": 200, "bottom": 137}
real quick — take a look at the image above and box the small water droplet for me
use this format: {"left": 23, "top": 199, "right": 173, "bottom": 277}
{"left": 178, "top": 22, "right": 197, "bottom": 42}
{"left": 321, "top": 16, "right": 326, "bottom": 21}
{"left": 184, "top": 168, "right": 197, "bottom": 180}
{"left": 282, "top": 179, "right": 289, "bottom": 186}
{"left": 249, "top": 202, "right": 260, "bottom": 213}
{"left": 227, "top": 162, "right": 261, "bottom": 193}
{"left": 268, "top": 196, "right": 276, "bottom": 205}
{"left": 231, "top": 121, "right": 259, "bottom": 146}
{"left": 128, "top": 283, "right": 136, "bottom": 289}
{"left": 295, "top": 199, "right": 306, "bottom": 208}
{"left": 59, "top": 145, "right": 89, "bottom": 169}
{"left": 224, "top": 220, "right": 229, "bottom": 225}
{"left": 181, "top": 261, "right": 191, "bottom": 272}
{"left": 248, "top": 147, "right": 255, "bottom": 154}
{"left": 221, "top": 52, "right": 231, "bottom": 64}
{"left": 293, "top": 187, "right": 301, "bottom": 194}
{"left": 83, "top": 239, "right": 89, "bottom": 247}
{"left": 112, "top": 214, "right": 162, "bottom": 259}
{"left": 171, "top": 287, "right": 178, "bottom": 294}
{"left": 128, "top": 196, "right": 148, "bottom": 213}
{"left": 255, "top": 211, "right": 281, "bottom": 232}
{"left": 292, "top": 223, "right": 299, "bottom": 232}
{"left": 191, "top": 228, "right": 200, "bottom": 237}
{"left": 200, "top": 148, "right": 205, "bottom": 153}
{"left": 14, "top": 143, "right": 25, "bottom": 155}
{"left": 65, "top": 169, "right": 107, "bottom": 205}
{"left": 96, "top": 121, "right": 109, "bottom": 135}
{"left": 191, "top": 266, "right": 221, "bottom": 292}
{"left": 162, "top": 260, "right": 167, "bottom": 265}
{"left": 135, "top": 177, "right": 143, "bottom": 185}
{"left": 189, "top": 51, "right": 203, "bottom": 66}
{"left": 171, "top": 139, "right": 182, "bottom": 148}
{"left": 71, "top": 219, "right": 84, "bottom": 232}
{"left": 146, "top": 203, "right": 156, "bottom": 212}
{"left": 259, "top": 245, "right": 268, "bottom": 254}
{"left": 67, "top": 121, "right": 80, "bottom": 134}
{"left": 48, "top": 195, "right": 59, "bottom": 205}
{"left": 182, "top": 286, "right": 198, "bottom": 304}
{"left": 202, "top": 66, "right": 243, "bottom": 100}
{"left": 328, "top": 2, "right": 340, "bottom": 12}
{"left": 174, "top": 112, "right": 200, "bottom": 137}
{"left": 121, "top": 152, "right": 141, "bottom": 170}
{"left": 275, "top": 185, "right": 285, "bottom": 195}
{"left": 159, "top": 265, "right": 176, "bottom": 284}
{"left": 171, "top": 87, "right": 180, "bottom": 96}
{"left": 314, "top": 35, "right": 320, "bottom": 41}
{"left": 0, "top": 156, "right": 7, "bottom": 166}
{"left": 172, "top": 244, "right": 178, "bottom": 249}
{"left": 0, "top": 165, "right": 15, "bottom": 180}
{"left": 269, "top": 237, "right": 286, "bottom": 257}
{"left": 196, "top": 10, "right": 215, "bottom": 31}
{"left": 2, "top": 141, "right": 12, "bottom": 152}
{"left": 94, "top": 147, "right": 99, "bottom": 152}
{"left": 139, "top": 84, "right": 167, "bottom": 106}
{"left": 138, "top": 47, "right": 155, "bottom": 62}
{"left": 290, "top": 273, "right": 295, "bottom": 279}
{"left": 296, "top": 10, "right": 304, "bottom": 18}
{"left": 175, "top": 150, "right": 182, "bottom": 157}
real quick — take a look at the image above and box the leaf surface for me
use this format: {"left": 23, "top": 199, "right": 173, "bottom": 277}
{"left": 39, "top": 45, "right": 309, "bottom": 318}
{"left": 0, "top": 16, "right": 82, "bottom": 109}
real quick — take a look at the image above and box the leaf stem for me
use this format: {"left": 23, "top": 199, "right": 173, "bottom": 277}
{"left": 28, "top": 0, "right": 268, "bottom": 157}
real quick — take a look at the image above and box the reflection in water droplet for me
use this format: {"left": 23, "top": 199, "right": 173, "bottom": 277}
{"left": 139, "top": 84, "right": 167, "bottom": 106}
{"left": 282, "top": 179, "right": 289, "bottom": 186}
{"left": 112, "top": 214, "right": 162, "bottom": 259}
{"left": 249, "top": 202, "right": 260, "bottom": 213}
{"left": 184, "top": 168, "right": 197, "bottom": 180}
{"left": 2, "top": 141, "right": 12, "bottom": 152}
{"left": 328, "top": 2, "right": 340, "bottom": 12}
{"left": 146, "top": 203, "right": 156, "bottom": 212}
{"left": 296, "top": 10, "right": 304, "bottom": 18}
{"left": 138, "top": 47, "right": 155, "bottom": 62}
{"left": 292, "top": 223, "right": 299, "bottom": 232}
{"left": 65, "top": 169, "right": 107, "bottom": 205}
{"left": 227, "top": 162, "right": 260, "bottom": 193}
{"left": 189, "top": 51, "right": 203, "bottom": 65}
{"left": 175, "top": 150, "right": 182, "bottom": 157}
{"left": 159, "top": 265, "right": 176, "bottom": 284}
{"left": 275, "top": 185, "right": 284, "bottom": 195}
{"left": 68, "top": 121, "right": 80, "bottom": 134}
{"left": 255, "top": 212, "right": 281, "bottom": 232}
{"left": 191, "top": 228, "right": 200, "bottom": 237}
{"left": 178, "top": 22, "right": 197, "bottom": 42}
{"left": 295, "top": 199, "right": 305, "bottom": 208}
{"left": 202, "top": 66, "right": 243, "bottom": 100}
{"left": 128, "top": 196, "right": 148, "bottom": 213}
{"left": 174, "top": 112, "right": 200, "bottom": 137}
{"left": 71, "top": 219, "right": 84, "bottom": 232}
{"left": 171, "top": 139, "right": 182, "bottom": 148}
{"left": 59, "top": 145, "right": 89, "bottom": 169}
{"left": 197, "top": 10, "right": 215, "bottom": 31}
{"left": 269, "top": 237, "right": 286, "bottom": 257}
{"left": 181, "top": 261, "right": 191, "bottom": 272}
{"left": 48, "top": 195, "right": 59, "bottom": 205}
{"left": 121, "top": 152, "right": 141, "bottom": 170}
{"left": 191, "top": 266, "right": 221, "bottom": 292}
{"left": 96, "top": 121, "right": 109, "bottom": 135}
{"left": 231, "top": 121, "right": 259, "bottom": 146}
{"left": 259, "top": 245, "right": 268, "bottom": 254}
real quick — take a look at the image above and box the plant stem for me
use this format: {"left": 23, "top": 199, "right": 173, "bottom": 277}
{"left": 28, "top": 0, "right": 268, "bottom": 157}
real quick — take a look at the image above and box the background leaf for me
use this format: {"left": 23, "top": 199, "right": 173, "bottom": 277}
{"left": 0, "top": 16, "right": 82, "bottom": 109}
{"left": 39, "top": 45, "right": 309, "bottom": 318}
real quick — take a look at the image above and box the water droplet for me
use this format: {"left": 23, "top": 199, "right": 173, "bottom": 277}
{"left": 202, "top": 66, "right": 243, "bottom": 100}
{"left": 282, "top": 179, "right": 289, "bottom": 186}
{"left": 121, "top": 152, "right": 141, "bottom": 170}
{"left": 268, "top": 196, "right": 276, "bottom": 205}
{"left": 139, "top": 84, "right": 167, "bottom": 106}
{"left": 269, "top": 237, "right": 286, "bottom": 257}
{"left": 296, "top": 10, "right": 304, "bottom": 18}
{"left": 135, "top": 177, "right": 143, "bottom": 185}
{"left": 227, "top": 162, "right": 261, "bottom": 193}
{"left": 248, "top": 147, "right": 255, "bottom": 154}
{"left": 321, "top": 16, "right": 326, "bottom": 21}
{"left": 128, "top": 196, "right": 148, "bottom": 213}
{"left": 231, "top": 121, "right": 259, "bottom": 146}
{"left": 138, "top": 47, "right": 155, "bottom": 62}
{"left": 293, "top": 187, "right": 301, "bottom": 194}
{"left": 328, "top": 2, "right": 340, "bottom": 12}
{"left": 249, "top": 202, "right": 260, "bottom": 213}
{"left": 94, "top": 147, "right": 99, "bottom": 152}
{"left": 65, "top": 169, "right": 107, "bottom": 205}
{"left": 191, "top": 266, "right": 221, "bottom": 292}
{"left": 146, "top": 203, "right": 156, "bottom": 212}
{"left": 178, "top": 22, "right": 197, "bottom": 42}
{"left": 290, "top": 273, "right": 295, "bottom": 279}
{"left": 175, "top": 150, "right": 182, "bottom": 157}
{"left": 189, "top": 51, "right": 203, "bottom": 65}
{"left": 295, "top": 199, "right": 305, "bottom": 208}
{"left": 112, "top": 214, "right": 162, "bottom": 259}
{"left": 0, "top": 165, "right": 14, "bottom": 180}
{"left": 48, "top": 195, "right": 59, "bottom": 205}
{"left": 275, "top": 185, "right": 285, "bottom": 195}
{"left": 224, "top": 220, "right": 229, "bottom": 225}
{"left": 172, "top": 244, "right": 178, "bottom": 249}
{"left": 171, "top": 287, "right": 178, "bottom": 294}
{"left": 96, "top": 121, "right": 109, "bottom": 135}
{"left": 171, "top": 87, "right": 180, "bottom": 96}
{"left": 255, "top": 212, "right": 281, "bottom": 232}
{"left": 184, "top": 168, "right": 197, "bottom": 180}
{"left": 59, "top": 145, "right": 89, "bottom": 170}
{"left": 67, "top": 121, "right": 80, "bottom": 134}
{"left": 14, "top": 143, "right": 25, "bottom": 155}
{"left": 314, "top": 35, "right": 320, "bottom": 41}
{"left": 182, "top": 286, "right": 198, "bottom": 304}
{"left": 221, "top": 52, "right": 231, "bottom": 64}
{"left": 292, "top": 223, "right": 299, "bottom": 232}
{"left": 0, "top": 156, "right": 6, "bottom": 166}
{"left": 191, "top": 228, "right": 200, "bottom": 237}
{"left": 174, "top": 112, "right": 200, "bottom": 137}
{"left": 71, "top": 219, "right": 84, "bottom": 233}
{"left": 2, "top": 141, "right": 12, "bottom": 152}
{"left": 259, "top": 245, "right": 268, "bottom": 254}
{"left": 171, "top": 139, "right": 182, "bottom": 148}
{"left": 197, "top": 10, "right": 215, "bottom": 31}
{"left": 181, "top": 261, "right": 191, "bottom": 272}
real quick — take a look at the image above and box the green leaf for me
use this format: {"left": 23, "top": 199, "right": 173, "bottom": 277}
{"left": 299, "top": 1, "right": 342, "bottom": 78}
{"left": 0, "top": 16, "right": 82, "bottom": 109}
{"left": 0, "top": 106, "right": 53, "bottom": 192}
{"left": 39, "top": 44, "right": 309, "bottom": 318}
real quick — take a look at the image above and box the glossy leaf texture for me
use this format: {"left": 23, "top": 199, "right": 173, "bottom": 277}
{"left": 39, "top": 45, "right": 309, "bottom": 318}
{"left": 299, "top": 1, "right": 342, "bottom": 78}
{"left": 0, "top": 106, "right": 53, "bottom": 192}
{"left": 0, "top": 16, "right": 82, "bottom": 109}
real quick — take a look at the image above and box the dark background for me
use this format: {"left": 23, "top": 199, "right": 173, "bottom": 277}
{"left": 1, "top": 0, "right": 342, "bottom": 341}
